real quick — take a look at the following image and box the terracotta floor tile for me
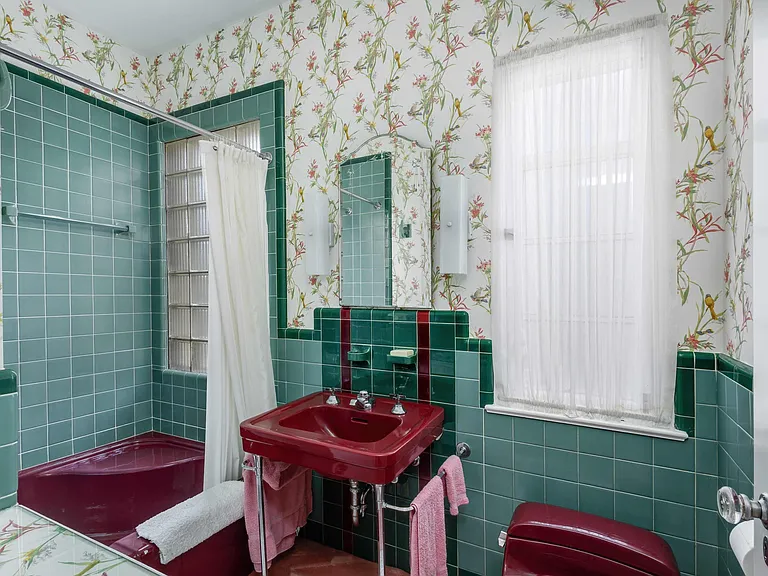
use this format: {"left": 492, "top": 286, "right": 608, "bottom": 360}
{"left": 251, "top": 538, "right": 409, "bottom": 576}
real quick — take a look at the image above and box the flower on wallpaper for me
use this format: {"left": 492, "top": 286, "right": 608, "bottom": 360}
{"left": 83, "top": 31, "right": 129, "bottom": 93}
{"left": 543, "top": 0, "right": 626, "bottom": 33}
{"left": 20, "top": 3, "right": 78, "bottom": 66}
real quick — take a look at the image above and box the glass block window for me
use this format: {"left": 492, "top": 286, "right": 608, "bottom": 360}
{"left": 165, "top": 121, "right": 261, "bottom": 373}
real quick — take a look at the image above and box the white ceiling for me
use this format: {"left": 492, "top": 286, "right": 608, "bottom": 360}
{"left": 50, "top": 0, "right": 282, "bottom": 56}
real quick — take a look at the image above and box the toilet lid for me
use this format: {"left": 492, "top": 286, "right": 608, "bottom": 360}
{"left": 507, "top": 504, "right": 679, "bottom": 576}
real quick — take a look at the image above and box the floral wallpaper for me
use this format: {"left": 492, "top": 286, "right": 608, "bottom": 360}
{"left": 0, "top": 1, "right": 142, "bottom": 98}
{"left": 723, "top": 0, "right": 753, "bottom": 363}
{"left": 350, "top": 134, "right": 431, "bottom": 308}
{"left": 0, "top": 0, "right": 752, "bottom": 356}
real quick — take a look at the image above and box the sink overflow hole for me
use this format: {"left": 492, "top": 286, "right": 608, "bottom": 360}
{"left": 351, "top": 417, "right": 369, "bottom": 425}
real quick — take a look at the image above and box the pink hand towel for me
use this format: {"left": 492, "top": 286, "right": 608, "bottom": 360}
{"left": 243, "top": 455, "right": 312, "bottom": 572}
{"left": 438, "top": 455, "right": 469, "bottom": 515}
{"left": 410, "top": 476, "right": 448, "bottom": 576}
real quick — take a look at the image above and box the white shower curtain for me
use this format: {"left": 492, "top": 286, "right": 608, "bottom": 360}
{"left": 200, "top": 141, "right": 276, "bottom": 489}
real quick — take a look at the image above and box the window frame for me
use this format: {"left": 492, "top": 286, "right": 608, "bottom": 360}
{"left": 164, "top": 120, "right": 261, "bottom": 373}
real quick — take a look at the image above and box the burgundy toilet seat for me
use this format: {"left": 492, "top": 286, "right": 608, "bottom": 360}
{"left": 502, "top": 503, "right": 680, "bottom": 576}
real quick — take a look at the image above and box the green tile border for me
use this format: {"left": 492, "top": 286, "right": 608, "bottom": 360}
{"left": 0, "top": 370, "right": 17, "bottom": 395}
{"left": 717, "top": 354, "right": 753, "bottom": 391}
{"left": 6, "top": 62, "right": 150, "bottom": 125}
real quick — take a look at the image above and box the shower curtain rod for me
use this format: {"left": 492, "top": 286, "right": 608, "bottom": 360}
{"left": 0, "top": 42, "right": 272, "bottom": 164}
{"left": 340, "top": 187, "right": 382, "bottom": 210}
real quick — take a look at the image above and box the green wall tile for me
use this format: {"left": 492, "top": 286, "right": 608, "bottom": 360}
{"left": 615, "top": 460, "right": 653, "bottom": 497}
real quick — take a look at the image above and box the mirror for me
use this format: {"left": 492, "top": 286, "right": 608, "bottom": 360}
{"left": 339, "top": 134, "right": 432, "bottom": 308}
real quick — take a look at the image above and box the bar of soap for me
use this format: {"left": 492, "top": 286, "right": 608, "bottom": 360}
{"left": 390, "top": 349, "right": 415, "bottom": 358}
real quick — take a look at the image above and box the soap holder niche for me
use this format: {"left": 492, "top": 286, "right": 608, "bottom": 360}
{"left": 347, "top": 346, "right": 372, "bottom": 364}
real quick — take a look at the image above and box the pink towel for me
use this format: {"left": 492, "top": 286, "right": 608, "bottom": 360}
{"left": 410, "top": 476, "right": 448, "bottom": 576}
{"left": 243, "top": 455, "right": 312, "bottom": 572}
{"left": 438, "top": 455, "right": 469, "bottom": 515}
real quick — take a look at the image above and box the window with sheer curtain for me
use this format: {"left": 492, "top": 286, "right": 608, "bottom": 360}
{"left": 490, "top": 15, "right": 678, "bottom": 431}
{"left": 165, "top": 121, "right": 261, "bottom": 373}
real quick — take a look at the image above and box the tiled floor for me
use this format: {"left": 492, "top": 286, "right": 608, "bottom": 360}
{"left": 0, "top": 505, "right": 162, "bottom": 575}
{"left": 252, "top": 538, "right": 408, "bottom": 576}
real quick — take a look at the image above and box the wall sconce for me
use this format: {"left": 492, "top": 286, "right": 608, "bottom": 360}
{"left": 304, "top": 189, "right": 332, "bottom": 276}
{"left": 436, "top": 174, "right": 468, "bottom": 275}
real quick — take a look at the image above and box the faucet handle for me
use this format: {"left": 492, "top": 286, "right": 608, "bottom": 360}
{"left": 390, "top": 394, "right": 406, "bottom": 416}
{"left": 324, "top": 388, "right": 340, "bottom": 406}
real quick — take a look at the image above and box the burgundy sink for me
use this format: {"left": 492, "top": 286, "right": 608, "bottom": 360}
{"left": 240, "top": 392, "right": 444, "bottom": 484}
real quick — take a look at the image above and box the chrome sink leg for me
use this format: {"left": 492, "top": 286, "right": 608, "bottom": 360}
{"left": 255, "top": 455, "right": 268, "bottom": 576}
{"left": 375, "top": 484, "right": 386, "bottom": 576}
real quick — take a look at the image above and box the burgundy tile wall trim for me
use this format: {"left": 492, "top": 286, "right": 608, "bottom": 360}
{"left": 341, "top": 307, "right": 351, "bottom": 392}
{"left": 417, "top": 310, "right": 430, "bottom": 403}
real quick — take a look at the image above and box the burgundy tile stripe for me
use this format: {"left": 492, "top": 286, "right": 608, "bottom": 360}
{"left": 340, "top": 307, "right": 351, "bottom": 392}
{"left": 417, "top": 311, "right": 430, "bottom": 403}
{"left": 416, "top": 310, "right": 431, "bottom": 489}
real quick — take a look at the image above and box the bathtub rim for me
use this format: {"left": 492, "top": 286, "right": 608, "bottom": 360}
{"left": 18, "top": 431, "right": 204, "bottom": 477}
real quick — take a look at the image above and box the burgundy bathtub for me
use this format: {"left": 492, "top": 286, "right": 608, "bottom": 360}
{"left": 18, "top": 432, "right": 204, "bottom": 545}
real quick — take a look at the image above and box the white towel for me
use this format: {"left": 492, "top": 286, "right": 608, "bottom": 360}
{"left": 136, "top": 480, "right": 244, "bottom": 564}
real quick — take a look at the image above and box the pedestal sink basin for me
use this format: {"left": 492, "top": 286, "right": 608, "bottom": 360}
{"left": 240, "top": 391, "right": 444, "bottom": 484}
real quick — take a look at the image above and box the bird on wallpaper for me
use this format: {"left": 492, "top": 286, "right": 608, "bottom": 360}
{"left": 394, "top": 51, "right": 402, "bottom": 69}
{"left": 704, "top": 294, "right": 718, "bottom": 320}
{"left": 408, "top": 102, "right": 423, "bottom": 118}
{"left": 454, "top": 98, "right": 463, "bottom": 117}
{"left": 470, "top": 154, "right": 488, "bottom": 172}
{"left": 471, "top": 288, "right": 488, "bottom": 305}
{"left": 120, "top": 70, "right": 128, "bottom": 87}
{"left": 342, "top": 9, "right": 349, "bottom": 26}
{"left": 298, "top": 81, "right": 304, "bottom": 96}
{"left": 4, "top": 15, "right": 13, "bottom": 34}
{"left": 257, "top": 42, "right": 263, "bottom": 57}
{"left": 298, "top": 187, "right": 305, "bottom": 202}
{"left": 523, "top": 11, "right": 533, "bottom": 32}
{"left": 704, "top": 126, "right": 717, "bottom": 151}
{"left": 343, "top": 124, "right": 350, "bottom": 140}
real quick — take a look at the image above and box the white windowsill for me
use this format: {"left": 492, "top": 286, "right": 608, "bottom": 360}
{"left": 484, "top": 404, "right": 689, "bottom": 442}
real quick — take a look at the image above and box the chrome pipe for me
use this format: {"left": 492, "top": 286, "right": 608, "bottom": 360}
{"left": 0, "top": 42, "right": 272, "bottom": 163}
{"left": 340, "top": 187, "right": 382, "bottom": 210}
{"left": 255, "top": 455, "right": 269, "bottom": 576}
{"left": 349, "top": 480, "right": 362, "bottom": 527}
{"left": 3, "top": 205, "right": 130, "bottom": 233}
{"left": 375, "top": 484, "right": 386, "bottom": 576}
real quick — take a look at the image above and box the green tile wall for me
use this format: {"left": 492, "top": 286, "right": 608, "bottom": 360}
{"left": 0, "top": 370, "right": 18, "bottom": 510}
{"left": 148, "top": 82, "right": 285, "bottom": 440}
{"left": 1, "top": 69, "right": 153, "bottom": 469}
{"left": 272, "top": 312, "right": 727, "bottom": 576}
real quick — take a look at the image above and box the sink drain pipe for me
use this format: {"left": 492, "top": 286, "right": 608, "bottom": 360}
{"left": 349, "top": 480, "right": 371, "bottom": 527}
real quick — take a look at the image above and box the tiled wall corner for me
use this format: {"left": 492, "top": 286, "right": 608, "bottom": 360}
{"left": 0, "top": 370, "right": 18, "bottom": 509}
{"left": 715, "top": 355, "right": 753, "bottom": 576}
{"left": 149, "top": 82, "right": 285, "bottom": 440}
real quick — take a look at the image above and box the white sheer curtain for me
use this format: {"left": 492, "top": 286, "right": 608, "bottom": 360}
{"left": 491, "top": 14, "right": 676, "bottom": 428}
{"left": 201, "top": 141, "right": 276, "bottom": 488}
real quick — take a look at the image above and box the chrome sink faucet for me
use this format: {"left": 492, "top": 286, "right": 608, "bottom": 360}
{"left": 324, "top": 388, "right": 340, "bottom": 405}
{"left": 352, "top": 390, "right": 375, "bottom": 411}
